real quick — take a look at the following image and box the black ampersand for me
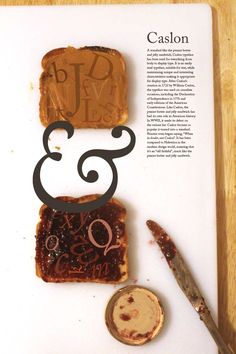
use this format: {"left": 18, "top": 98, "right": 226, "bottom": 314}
{"left": 33, "top": 121, "right": 136, "bottom": 213}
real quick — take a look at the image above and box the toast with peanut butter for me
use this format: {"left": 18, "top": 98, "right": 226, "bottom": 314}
{"left": 39, "top": 46, "right": 128, "bottom": 128}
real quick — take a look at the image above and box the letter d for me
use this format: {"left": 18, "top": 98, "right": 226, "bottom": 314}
{"left": 87, "top": 53, "right": 113, "bottom": 81}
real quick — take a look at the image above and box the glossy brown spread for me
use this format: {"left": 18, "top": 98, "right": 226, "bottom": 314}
{"left": 35, "top": 195, "right": 128, "bottom": 283}
{"left": 39, "top": 46, "right": 128, "bottom": 128}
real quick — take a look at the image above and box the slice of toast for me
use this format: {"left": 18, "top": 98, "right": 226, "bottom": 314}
{"left": 35, "top": 195, "right": 128, "bottom": 283}
{"left": 39, "top": 46, "right": 128, "bottom": 128}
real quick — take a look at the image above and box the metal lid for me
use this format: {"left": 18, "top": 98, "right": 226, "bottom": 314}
{"left": 105, "top": 285, "right": 165, "bottom": 346}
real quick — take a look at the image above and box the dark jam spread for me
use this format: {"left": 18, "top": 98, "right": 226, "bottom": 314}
{"left": 146, "top": 220, "right": 176, "bottom": 265}
{"left": 35, "top": 196, "right": 127, "bottom": 282}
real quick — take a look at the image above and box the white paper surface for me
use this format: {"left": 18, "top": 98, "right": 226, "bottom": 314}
{"left": 0, "top": 4, "right": 217, "bottom": 354}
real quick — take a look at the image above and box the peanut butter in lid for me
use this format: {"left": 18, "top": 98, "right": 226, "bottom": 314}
{"left": 105, "top": 285, "right": 164, "bottom": 345}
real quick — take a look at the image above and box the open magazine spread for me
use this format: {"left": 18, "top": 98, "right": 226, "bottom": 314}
{"left": 0, "top": 4, "right": 216, "bottom": 354}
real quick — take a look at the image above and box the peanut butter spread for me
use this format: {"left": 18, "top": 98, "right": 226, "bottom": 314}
{"left": 105, "top": 286, "right": 164, "bottom": 345}
{"left": 39, "top": 46, "right": 128, "bottom": 128}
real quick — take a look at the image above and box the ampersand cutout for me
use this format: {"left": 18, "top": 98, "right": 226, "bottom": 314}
{"left": 33, "top": 121, "right": 136, "bottom": 213}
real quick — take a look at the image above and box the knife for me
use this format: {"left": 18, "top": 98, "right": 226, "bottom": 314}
{"left": 146, "top": 219, "right": 234, "bottom": 354}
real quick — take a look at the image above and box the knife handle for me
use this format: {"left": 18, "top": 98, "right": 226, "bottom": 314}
{"left": 200, "top": 312, "right": 235, "bottom": 354}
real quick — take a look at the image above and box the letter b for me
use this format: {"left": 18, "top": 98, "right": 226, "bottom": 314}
{"left": 51, "top": 61, "right": 67, "bottom": 83}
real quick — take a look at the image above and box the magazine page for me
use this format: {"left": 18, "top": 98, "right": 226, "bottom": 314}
{"left": 0, "top": 4, "right": 217, "bottom": 354}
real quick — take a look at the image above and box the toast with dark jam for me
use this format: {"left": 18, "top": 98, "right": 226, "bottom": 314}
{"left": 35, "top": 195, "right": 128, "bottom": 283}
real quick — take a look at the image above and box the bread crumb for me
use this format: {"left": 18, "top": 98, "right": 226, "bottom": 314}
{"left": 55, "top": 146, "right": 61, "bottom": 151}
{"left": 29, "top": 82, "right": 34, "bottom": 91}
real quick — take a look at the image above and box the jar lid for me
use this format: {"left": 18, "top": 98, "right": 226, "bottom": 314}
{"left": 105, "top": 285, "right": 164, "bottom": 346}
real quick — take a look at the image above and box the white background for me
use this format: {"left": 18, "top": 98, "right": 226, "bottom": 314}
{"left": 0, "top": 4, "right": 217, "bottom": 354}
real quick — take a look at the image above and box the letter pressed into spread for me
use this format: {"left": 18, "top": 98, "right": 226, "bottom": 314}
{"left": 39, "top": 46, "right": 128, "bottom": 128}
